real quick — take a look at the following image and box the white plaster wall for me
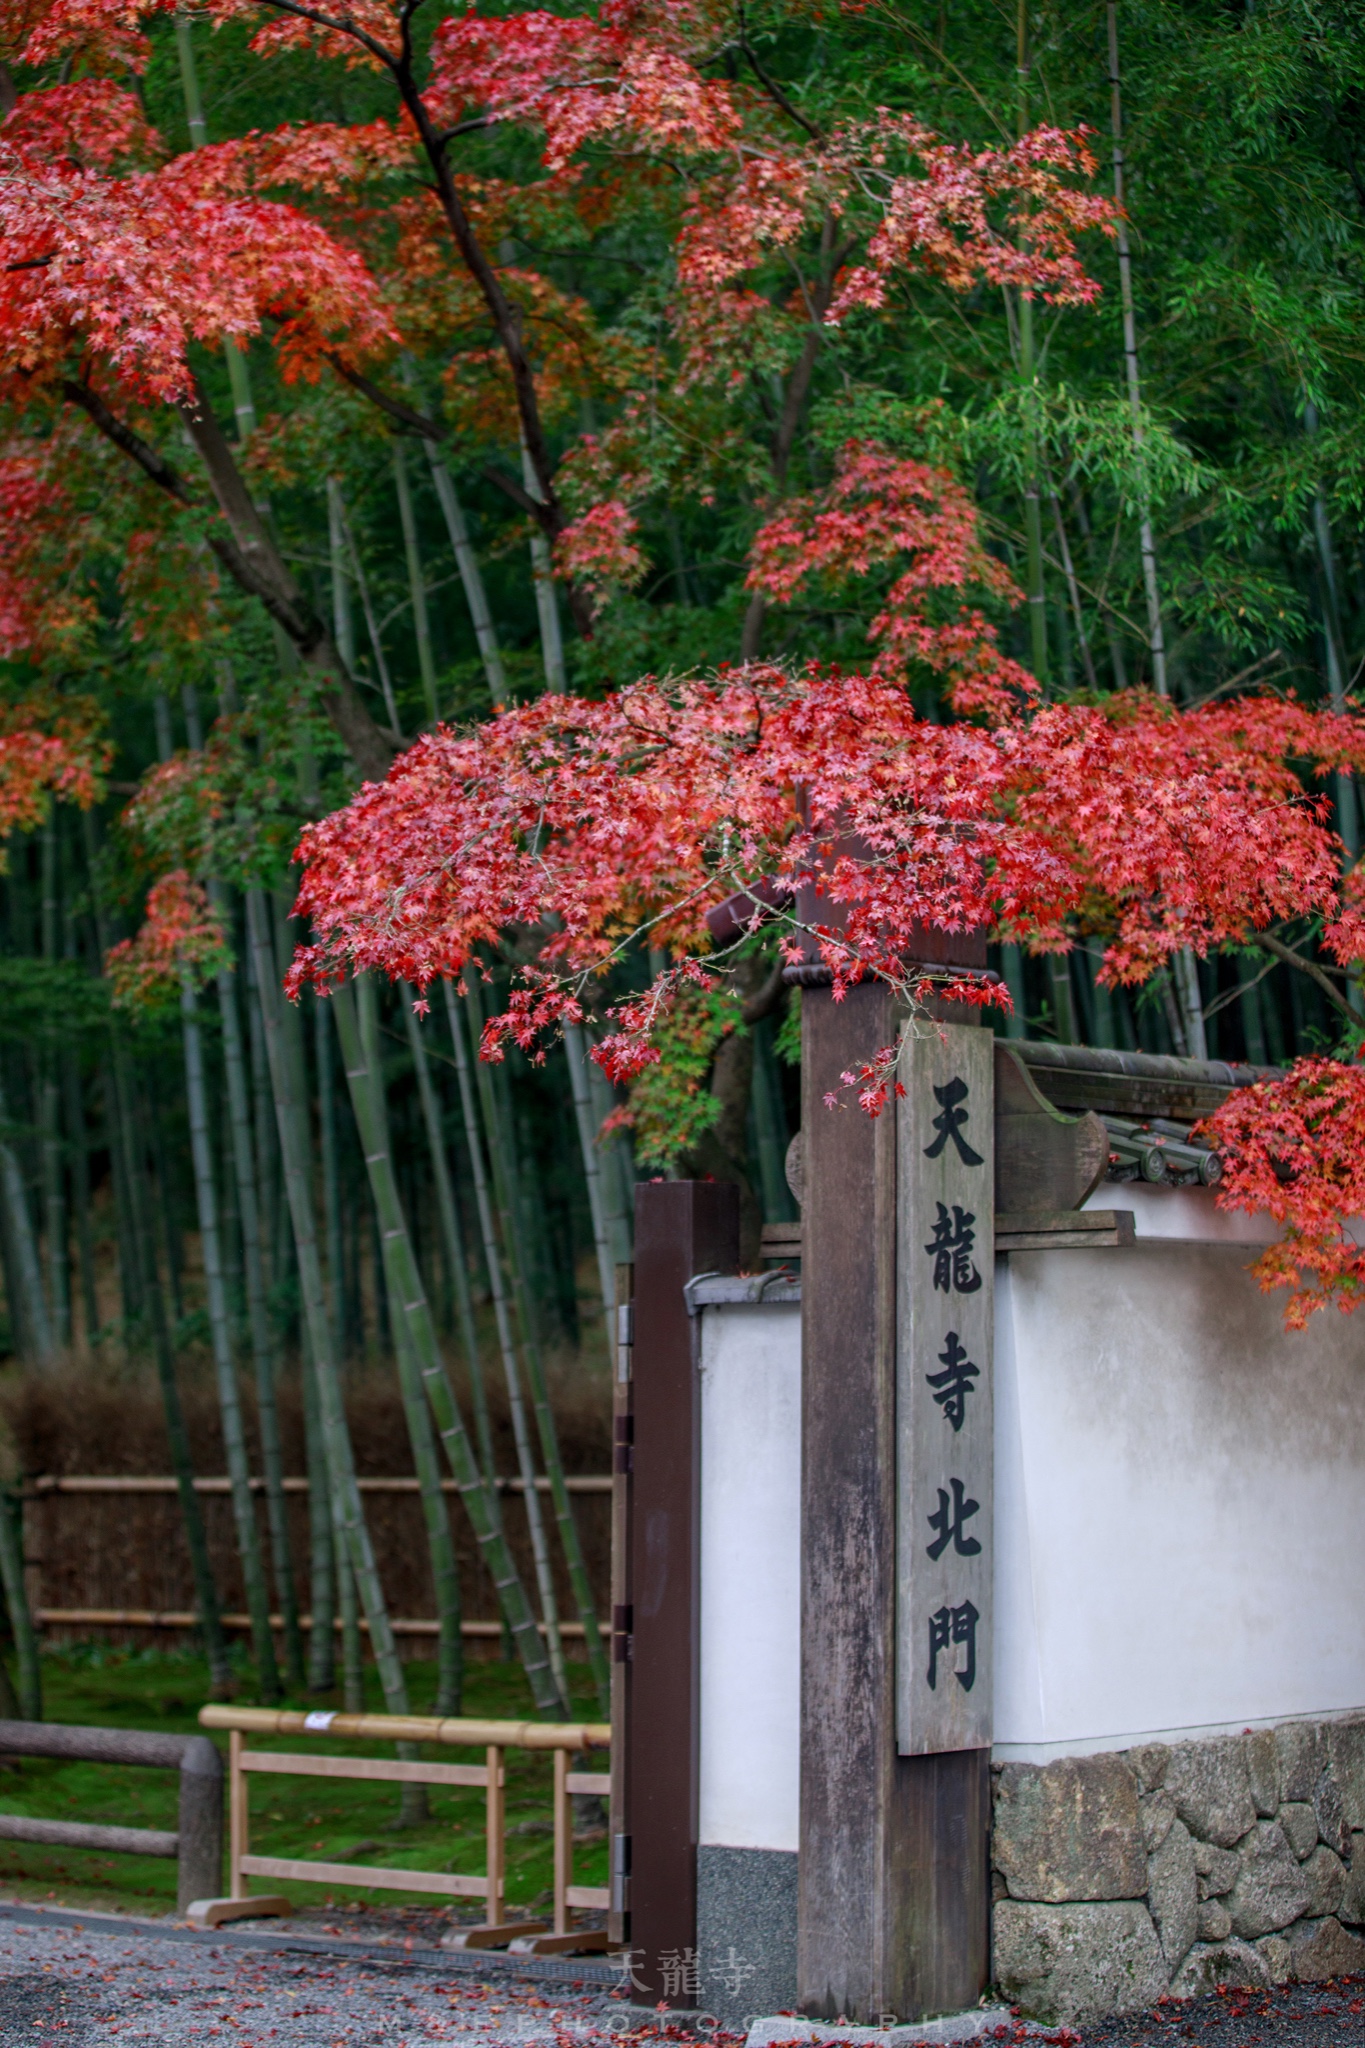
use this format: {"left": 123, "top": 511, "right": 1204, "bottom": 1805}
{"left": 995, "top": 1240, "right": 1365, "bottom": 1760}
{"left": 698, "top": 1300, "right": 802, "bottom": 1852}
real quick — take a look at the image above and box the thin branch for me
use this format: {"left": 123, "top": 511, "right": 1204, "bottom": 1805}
{"left": 1255, "top": 931, "right": 1357, "bottom": 1021}
{"left": 736, "top": 2, "right": 823, "bottom": 141}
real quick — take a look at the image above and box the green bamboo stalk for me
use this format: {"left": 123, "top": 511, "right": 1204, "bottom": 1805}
{"left": 244, "top": 887, "right": 410, "bottom": 1716}
{"left": 750, "top": 1019, "right": 796, "bottom": 1225}
{"left": 62, "top": 1060, "right": 98, "bottom": 1346}
{"left": 426, "top": 454, "right": 508, "bottom": 705}
{"left": 333, "top": 979, "right": 563, "bottom": 1716}
{"left": 442, "top": 981, "right": 577, "bottom": 1708}
{"left": 314, "top": 996, "right": 346, "bottom": 1369}
{"left": 124, "top": 1059, "right": 231, "bottom": 1690}
{"left": 351, "top": 976, "right": 462, "bottom": 1719}
{"left": 399, "top": 986, "right": 498, "bottom": 1490}
{"left": 454, "top": 981, "right": 568, "bottom": 1698}
{"left": 393, "top": 444, "right": 440, "bottom": 726}
{"left": 300, "top": 1333, "right": 335, "bottom": 1693}
{"left": 520, "top": 437, "right": 567, "bottom": 693}
{"left": 210, "top": 884, "right": 305, "bottom": 1689}
{"left": 563, "top": 1023, "right": 617, "bottom": 1329}
{"left": 143, "top": 1079, "right": 185, "bottom": 1327}
{"left": 331, "top": 484, "right": 401, "bottom": 732}
{"left": 181, "top": 980, "right": 281, "bottom": 1698}
{"left": 493, "top": 1048, "right": 606, "bottom": 1707}
{"left": 0, "top": 1485, "right": 40, "bottom": 1720}
{"left": 584, "top": 1052, "right": 634, "bottom": 1266}
{"left": 0, "top": 1068, "right": 53, "bottom": 1367}
{"left": 38, "top": 821, "right": 68, "bottom": 1349}
{"left": 99, "top": 1059, "right": 141, "bottom": 1327}
{"left": 242, "top": 938, "right": 278, "bottom": 1297}
{"left": 332, "top": 1480, "right": 364, "bottom": 1714}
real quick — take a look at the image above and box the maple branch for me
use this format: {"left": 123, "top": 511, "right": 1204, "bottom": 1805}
{"left": 325, "top": 356, "right": 444, "bottom": 444}
{"left": 61, "top": 375, "right": 393, "bottom": 783}
{"left": 60, "top": 379, "right": 198, "bottom": 508}
{"left": 1254, "top": 931, "right": 1357, "bottom": 1022}
{"left": 324, "top": 358, "right": 554, "bottom": 521}
{"left": 735, "top": 4, "right": 823, "bottom": 141}
{"left": 741, "top": 211, "right": 841, "bottom": 661}
{"left": 178, "top": 376, "right": 395, "bottom": 781}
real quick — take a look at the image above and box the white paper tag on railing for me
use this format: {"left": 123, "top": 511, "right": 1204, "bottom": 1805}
{"left": 302, "top": 1711, "right": 336, "bottom": 1733}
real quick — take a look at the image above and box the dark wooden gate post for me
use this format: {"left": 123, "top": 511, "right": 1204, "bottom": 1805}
{"left": 620, "top": 1179, "right": 740, "bottom": 2003}
{"left": 798, "top": 972, "right": 991, "bottom": 2024}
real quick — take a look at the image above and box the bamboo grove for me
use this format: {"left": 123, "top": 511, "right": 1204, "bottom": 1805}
{"left": 1, "top": 0, "right": 1365, "bottom": 1714}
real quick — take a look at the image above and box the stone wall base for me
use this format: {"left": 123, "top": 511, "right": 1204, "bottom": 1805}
{"left": 696, "top": 1844, "right": 798, "bottom": 2026}
{"left": 992, "top": 1715, "right": 1365, "bottom": 2025}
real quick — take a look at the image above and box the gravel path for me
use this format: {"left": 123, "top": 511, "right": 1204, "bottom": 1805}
{"left": 2, "top": 1907, "right": 1363, "bottom": 2047}
{"left": 0, "top": 1908, "right": 634, "bottom": 2044}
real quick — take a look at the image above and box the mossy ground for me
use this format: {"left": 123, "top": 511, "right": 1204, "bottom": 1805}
{"left": 0, "top": 1644, "right": 608, "bottom": 1925}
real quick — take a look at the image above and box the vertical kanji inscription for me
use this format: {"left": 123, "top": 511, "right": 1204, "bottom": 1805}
{"left": 896, "top": 1021, "right": 993, "bottom": 1754}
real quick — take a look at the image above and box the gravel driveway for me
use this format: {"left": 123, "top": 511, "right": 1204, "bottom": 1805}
{"left": 2, "top": 1905, "right": 1363, "bottom": 2046}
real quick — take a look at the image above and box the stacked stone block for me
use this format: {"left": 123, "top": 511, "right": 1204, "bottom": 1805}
{"left": 992, "top": 1717, "right": 1365, "bottom": 2024}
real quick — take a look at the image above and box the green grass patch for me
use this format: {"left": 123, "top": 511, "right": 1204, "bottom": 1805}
{"left": 0, "top": 1646, "right": 608, "bottom": 1922}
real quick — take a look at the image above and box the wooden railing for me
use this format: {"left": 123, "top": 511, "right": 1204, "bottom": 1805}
{"left": 196, "top": 1706, "right": 612, "bottom": 1955}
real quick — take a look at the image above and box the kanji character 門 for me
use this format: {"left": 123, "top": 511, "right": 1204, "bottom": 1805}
{"left": 922, "top": 1076, "right": 984, "bottom": 1166}
{"left": 927, "top": 1599, "right": 979, "bottom": 1691}
{"left": 926, "top": 1331, "right": 979, "bottom": 1431}
{"left": 924, "top": 1202, "right": 982, "bottom": 1294}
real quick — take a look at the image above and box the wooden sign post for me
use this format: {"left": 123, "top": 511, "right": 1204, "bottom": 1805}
{"left": 798, "top": 973, "right": 990, "bottom": 2025}
{"left": 896, "top": 1022, "right": 994, "bottom": 1757}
